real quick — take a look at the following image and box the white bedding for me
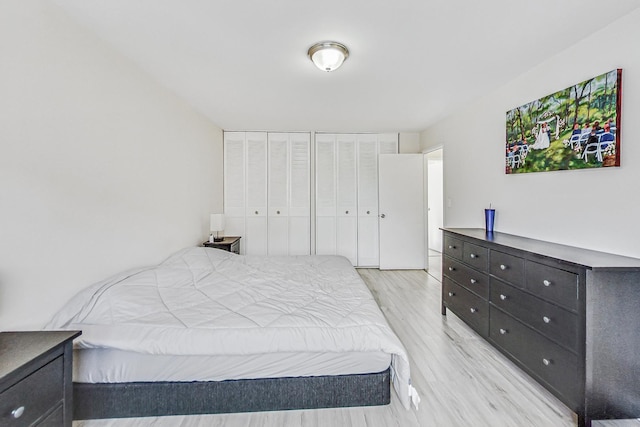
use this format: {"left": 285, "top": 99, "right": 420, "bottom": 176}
{"left": 47, "top": 247, "right": 418, "bottom": 409}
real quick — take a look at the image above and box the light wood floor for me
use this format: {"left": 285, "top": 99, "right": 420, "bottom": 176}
{"left": 74, "top": 265, "right": 576, "bottom": 427}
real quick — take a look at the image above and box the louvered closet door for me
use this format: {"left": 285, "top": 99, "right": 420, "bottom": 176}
{"left": 245, "top": 132, "right": 268, "bottom": 256}
{"left": 267, "top": 133, "right": 289, "bottom": 256}
{"left": 223, "top": 132, "right": 246, "bottom": 248}
{"left": 378, "top": 133, "right": 399, "bottom": 155}
{"left": 288, "top": 133, "right": 311, "bottom": 255}
{"left": 336, "top": 134, "right": 358, "bottom": 265}
{"left": 357, "top": 134, "right": 380, "bottom": 267}
{"left": 315, "top": 134, "right": 337, "bottom": 255}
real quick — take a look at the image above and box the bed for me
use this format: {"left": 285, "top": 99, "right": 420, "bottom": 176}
{"left": 45, "top": 247, "right": 418, "bottom": 420}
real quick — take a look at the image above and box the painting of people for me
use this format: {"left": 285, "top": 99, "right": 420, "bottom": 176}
{"left": 505, "top": 69, "right": 621, "bottom": 174}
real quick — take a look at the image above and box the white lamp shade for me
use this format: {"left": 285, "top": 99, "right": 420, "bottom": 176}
{"left": 308, "top": 42, "right": 349, "bottom": 72}
{"left": 210, "top": 214, "right": 225, "bottom": 232}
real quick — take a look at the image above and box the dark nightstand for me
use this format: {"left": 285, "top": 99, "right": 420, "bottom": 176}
{"left": 203, "top": 236, "right": 241, "bottom": 254}
{"left": 0, "top": 330, "right": 81, "bottom": 426}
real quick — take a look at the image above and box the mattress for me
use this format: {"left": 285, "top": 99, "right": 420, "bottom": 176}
{"left": 47, "top": 247, "right": 419, "bottom": 409}
{"left": 73, "top": 348, "right": 391, "bottom": 383}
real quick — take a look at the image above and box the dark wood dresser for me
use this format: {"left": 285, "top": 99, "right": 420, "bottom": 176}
{"left": 0, "top": 331, "right": 81, "bottom": 426}
{"left": 441, "top": 228, "right": 640, "bottom": 427}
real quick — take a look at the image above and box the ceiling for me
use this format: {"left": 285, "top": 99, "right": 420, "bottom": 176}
{"left": 53, "top": 0, "right": 640, "bottom": 133}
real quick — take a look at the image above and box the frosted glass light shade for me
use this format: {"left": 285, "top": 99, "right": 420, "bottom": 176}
{"left": 308, "top": 41, "right": 349, "bottom": 72}
{"left": 210, "top": 214, "right": 225, "bottom": 232}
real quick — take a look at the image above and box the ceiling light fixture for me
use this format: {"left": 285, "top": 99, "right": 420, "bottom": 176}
{"left": 307, "top": 41, "right": 349, "bottom": 72}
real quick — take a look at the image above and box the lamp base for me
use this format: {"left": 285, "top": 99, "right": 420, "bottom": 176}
{"left": 213, "top": 237, "right": 224, "bottom": 242}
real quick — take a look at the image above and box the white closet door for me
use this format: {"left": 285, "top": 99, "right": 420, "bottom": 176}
{"left": 378, "top": 133, "right": 399, "bottom": 155}
{"left": 357, "top": 134, "right": 379, "bottom": 267}
{"left": 336, "top": 134, "right": 357, "bottom": 265}
{"left": 289, "top": 133, "right": 311, "bottom": 255}
{"left": 267, "top": 133, "right": 289, "bottom": 256}
{"left": 245, "top": 132, "right": 268, "bottom": 256}
{"left": 223, "top": 132, "right": 246, "bottom": 248}
{"left": 315, "top": 134, "right": 336, "bottom": 255}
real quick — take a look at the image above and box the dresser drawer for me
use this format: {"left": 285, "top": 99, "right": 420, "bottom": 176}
{"left": 490, "top": 250, "right": 524, "bottom": 286}
{"left": 463, "top": 241, "right": 489, "bottom": 272}
{"left": 39, "top": 405, "right": 63, "bottom": 427}
{"left": 443, "top": 277, "right": 488, "bottom": 335}
{"left": 490, "top": 278, "right": 578, "bottom": 352}
{"left": 0, "top": 357, "right": 63, "bottom": 426}
{"left": 443, "top": 235, "right": 463, "bottom": 260}
{"left": 525, "top": 261, "right": 578, "bottom": 311}
{"left": 490, "top": 307, "right": 579, "bottom": 405}
{"left": 443, "top": 256, "right": 489, "bottom": 299}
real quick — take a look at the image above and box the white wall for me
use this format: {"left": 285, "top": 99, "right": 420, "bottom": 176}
{"left": 399, "top": 132, "right": 421, "bottom": 153}
{"left": 421, "top": 9, "right": 640, "bottom": 258}
{"left": 0, "top": 1, "right": 224, "bottom": 329}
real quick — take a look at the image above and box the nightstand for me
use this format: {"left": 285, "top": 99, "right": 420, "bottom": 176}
{"left": 203, "top": 236, "right": 241, "bottom": 254}
{"left": 0, "top": 330, "right": 81, "bottom": 426}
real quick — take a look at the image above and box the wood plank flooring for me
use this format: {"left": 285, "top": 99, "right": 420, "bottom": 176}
{"left": 73, "top": 263, "right": 576, "bottom": 427}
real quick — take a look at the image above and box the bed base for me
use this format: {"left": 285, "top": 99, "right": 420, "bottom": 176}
{"left": 73, "top": 368, "right": 390, "bottom": 420}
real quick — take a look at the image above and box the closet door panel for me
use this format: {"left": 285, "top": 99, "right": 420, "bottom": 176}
{"left": 357, "top": 135, "right": 380, "bottom": 266}
{"left": 223, "top": 132, "right": 246, "bottom": 218}
{"left": 289, "top": 133, "right": 311, "bottom": 218}
{"left": 245, "top": 132, "right": 268, "bottom": 256}
{"left": 289, "top": 133, "right": 311, "bottom": 255}
{"left": 336, "top": 135, "right": 357, "bottom": 265}
{"left": 315, "top": 135, "right": 337, "bottom": 255}
{"left": 378, "top": 133, "right": 399, "bottom": 155}
{"left": 268, "top": 133, "right": 289, "bottom": 256}
{"left": 289, "top": 216, "right": 310, "bottom": 256}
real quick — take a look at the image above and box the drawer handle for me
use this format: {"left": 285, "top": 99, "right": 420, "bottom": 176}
{"left": 499, "top": 294, "right": 507, "bottom": 301}
{"left": 500, "top": 264, "right": 507, "bottom": 270}
{"left": 448, "top": 245, "right": 455, "bottom": 249}
{"left": 543, "top": 316, "right": 551, "bottom": 324}
{"left": 470, "top": 278, "right": 477, "bottom": 284}
{"left": 469, "top": 253, "right": 477, "bottom": 259}
{"left": 277, "top": 210, "right": 280, "bottom": 214}
{"left": 469, "top": 307, "right": 477, "bottom": 313}
{"left": 448, "top": 267, "right": 454, "bottom": 271}
{"left": 543, "top": 279, "right": 551, "bottom": 287}
{"left": 499, "top": 328, "right": 508, "bottom": 335}
{"left": 542, "top": 358, "right": 551, "bottom": 366}
{"left": 255, "top": 211, "right": 259, "bottom": 215}
{"left": 367, "top": 210, "right": 370, "bottom": 214}
{"left": 448, "top": 292, "right": 455, "bottom": 297}
{"left": 11, "top": 406, "right": 25, "bottom": 419}
{"left": 345, "top": 210, "right": 349, "bottom": 214}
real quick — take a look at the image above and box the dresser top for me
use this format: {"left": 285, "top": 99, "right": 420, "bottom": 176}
{"left": 443, "top": 228, "right": 640, "bottom": 271}
{"left": 0, "top": 331, "right": 81, "bottom": 382}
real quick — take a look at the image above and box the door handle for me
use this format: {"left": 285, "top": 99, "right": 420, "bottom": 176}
{"left": 380, "top": 213, "right": 386, "bottom": 218}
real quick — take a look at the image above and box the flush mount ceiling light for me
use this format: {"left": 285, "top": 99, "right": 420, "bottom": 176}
{"left": 307, "top": 41, "right": 349, "bottom": 72}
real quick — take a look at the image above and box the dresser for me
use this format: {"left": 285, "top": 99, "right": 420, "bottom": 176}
{"left": 441, "top": 228, "right": 640, "bottom": 427}
{"left": 0, "top": 331, "right": 81, "bottom": 426}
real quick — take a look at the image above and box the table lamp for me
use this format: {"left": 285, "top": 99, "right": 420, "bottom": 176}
{"left": 210, "top": 214, "right": 225, "bottom": 242}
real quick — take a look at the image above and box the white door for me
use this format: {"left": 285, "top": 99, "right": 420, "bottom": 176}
{"left": 223, "top": 132, "right": 246, "bottom": 251}
{"left": 267, "top": 133, "right": 289, "bottom": 256}
{"left": 245, "top": 132, "right": 268, "bottom": 256}
{"left": 315, "top": 134, "right": 337, "bottom": 255}
{"left": 336, "top": 135, "right": 357, "bottom": 265}
{"left": 356, "top": 135, "right": 379, "bottom": 267}
{"left": 288, "top": 133, "right": 311, "bottom": 255}
{"left": 379, "top": 154, "right": 425, "bottom": 269}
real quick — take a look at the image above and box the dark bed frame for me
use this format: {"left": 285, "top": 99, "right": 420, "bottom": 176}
{"left": 73, "top": 368, "right": 391, "bottom": 420}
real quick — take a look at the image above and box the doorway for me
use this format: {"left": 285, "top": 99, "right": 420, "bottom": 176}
{"left": 426, "top": 148, "right": 443, "bottom": 280}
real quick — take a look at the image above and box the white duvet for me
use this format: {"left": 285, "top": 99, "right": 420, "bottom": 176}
{"left": 46, "top": 247, "right": 418, "bottom": 409}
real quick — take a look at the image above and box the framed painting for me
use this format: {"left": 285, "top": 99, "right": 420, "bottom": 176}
{"left": 505, "top": 69, "right": 622, "bottom": 174}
